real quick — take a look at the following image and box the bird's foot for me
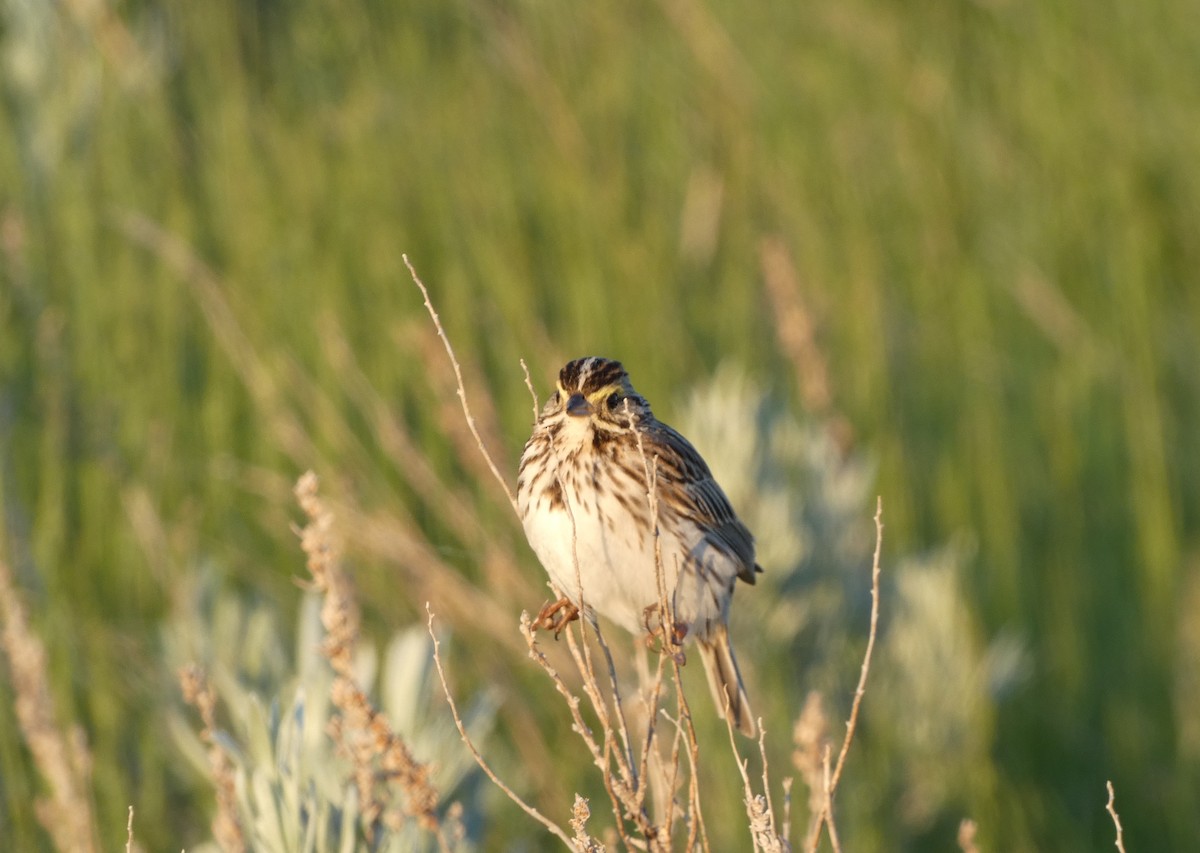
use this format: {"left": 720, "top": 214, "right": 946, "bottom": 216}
{"left": 532, "top": 597, "right": 580, "bottom": 639}
{"left": 642, "top": 604, "right": 688, "bottom": 664}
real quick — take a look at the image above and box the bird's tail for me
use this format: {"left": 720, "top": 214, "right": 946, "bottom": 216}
{"left": 697, "top": 624, "right": 755, "bottom": 737}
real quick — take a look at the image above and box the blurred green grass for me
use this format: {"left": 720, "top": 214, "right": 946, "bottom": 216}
{"left": 1, "top": 0, "right": 1199, "bottom": 848}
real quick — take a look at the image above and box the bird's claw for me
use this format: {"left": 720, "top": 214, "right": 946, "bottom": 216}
{"left": 532, "top": 597, "right": 580, "bottom": 639}
{"left": 641, "top": 604, "right": 688, "bottom": 663}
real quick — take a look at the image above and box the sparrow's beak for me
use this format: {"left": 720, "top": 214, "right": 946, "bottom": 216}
{"left": 566, "top": 393, "right": 592, "bottom": 417}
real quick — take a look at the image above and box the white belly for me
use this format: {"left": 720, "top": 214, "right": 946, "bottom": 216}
{"left": 521, "top": 489, "right": 673, "bottom": 635}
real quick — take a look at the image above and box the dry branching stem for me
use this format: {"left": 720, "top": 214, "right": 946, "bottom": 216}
{"left": 832, "top": 496, "right": 884, "bottom": 788}
{"left": 1106, "top": 781, "right": 1127, "bottom": 853}
{"left": 570, "top": 795, "right": 606, "bottom": 853}
{"left": 723, "top": 713, "right": 787, "bottom": 852}
{"left": 632, "top": 421, "right": 710, "bottom": 851}
{"left": 806, "top": 496, "right": 885, "bottom": 852}
{"left": 427, "top": 605, "right": 577, "bottom": 849}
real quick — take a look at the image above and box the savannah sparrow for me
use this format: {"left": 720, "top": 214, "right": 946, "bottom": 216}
{"left": 517, "top": 356, "right": 760, "bottom": 736}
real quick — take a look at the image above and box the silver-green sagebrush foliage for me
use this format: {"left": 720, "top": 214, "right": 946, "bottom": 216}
{"left": 167, "top": 576, "right": 495, "bottom": 852}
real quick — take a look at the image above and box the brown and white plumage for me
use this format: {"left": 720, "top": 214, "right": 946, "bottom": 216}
{"left": 517, "top": 356, "right": 760, "bottom": 735}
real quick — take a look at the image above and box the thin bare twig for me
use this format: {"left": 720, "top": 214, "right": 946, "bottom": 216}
{"left": 523, "top": 615, "right": 644, "bottom": 849}
{"left": 530, "top": 406, "right": 665, "bottom": 848}
{"left": 807, "top": 497, "right": 884, "bottom": 851}
{"left": 632, "top": 420, "right": 699, "bottom": 848}
{"left": 668, "top": 656, "right": 709, "bottom": 853}
{"left": 428, "top": 605, "right": 576, "bottom": 849}
{"left": 636, "top": 645, "right": 672, "bottom": 823}
{"left": 1106, "top": 781, "right": 1127, "bottom": 853}
{"left": 404, "top": 255, "right": 519, "bottom": 514}
{"left": 821, "top": 745, "right": 841, "bottom": 853}
{"left": 832, "top": 496, "right": 884, "bottom": 789}
{"left": 722, "top": 712, "right": 786, "bottom": 852}
{"left": 545, "top": 450, "right": 646, "bottom": 842}
{"left": 521, "top": 358, "right": 540, "bottom": 422}
{"left": 592, "top": 627, "right": 638, "bottom": 791}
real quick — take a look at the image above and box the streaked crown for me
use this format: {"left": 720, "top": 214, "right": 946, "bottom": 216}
{"left": 558, "top": 357, "right": 631, "bottom": 396}
{"left": 545, "top": 356, "right": 649, "bottom": 424}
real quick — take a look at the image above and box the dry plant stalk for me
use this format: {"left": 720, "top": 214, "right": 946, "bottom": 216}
{"left": 1106, "top": 781, "right": 1127, "bottom": 853}
{"left": 0, "top": 555, "right": 100, "bottom": 853}
{"left": 570, "top": 795, "right": 605, "bottom": 852}
{"left": 427, "top": 606, "right": 577, "bottom": 848}
{"left": 723, "top": 715, "right": 789, "bottom": 852}
{"left": 294, "top": 471, "right": 449, "bottom": 847}
{"left": 634, "top": 429, "right": 709, "bottom": 852}
{"left": 805, "top": 496, "right": 885, "bottom": 853}
{"left": 179, "top": 665, "right": 245, "bottom": 853}
{"left": 527, "top": 612, "right": 683, "bottom": 850}
{"left": 404, "top": 253, "right": 519, "bottom": 514}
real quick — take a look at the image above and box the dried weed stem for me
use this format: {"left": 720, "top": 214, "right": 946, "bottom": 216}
{"left": 1106, "top": 781, "right": 1126, "bottom": 853}
{"left": 294, "top": 471, "right": 448, "bottom": 846}
{"left": 404, "top": 254, "right": 519, "bottom": 514}
{"left": 0, "top": 556, "right": 100, "bottom": 853}
{"left": 570, "top": 795, "right": 606, "bottom": 852}
{"left": 428, "top": 606, "right": 576, "bottom": 848}
{"left": 805, "top": 496, "right": 884, "bottom": 852}
{"left": 179, "top": 665, "right": 244, "bottom": 853}
{"left": 724, "top": 714, "right": 789, "bottom": 852}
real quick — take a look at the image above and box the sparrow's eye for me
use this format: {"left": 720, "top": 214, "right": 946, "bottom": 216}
{"left": 607, "top": 392, "right": 621, "bottom": 409}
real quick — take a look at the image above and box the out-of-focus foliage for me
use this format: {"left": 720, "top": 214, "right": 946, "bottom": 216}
{"left": 165, "top": 577, "right": 495, "bottom": 851}
{"left": 681, "top": 370, "right": 1023, "bottom": 847}
{"left": 1, "top": 0, "right": 1198, "bottom": 848}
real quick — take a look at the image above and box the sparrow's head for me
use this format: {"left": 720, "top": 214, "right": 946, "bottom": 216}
{"left": 541, "top": 356, "right": 650, "bottom": 426}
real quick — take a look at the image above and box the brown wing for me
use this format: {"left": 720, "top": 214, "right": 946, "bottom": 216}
{"left": 644, "top": 421, "right": 761, "bottom": 584}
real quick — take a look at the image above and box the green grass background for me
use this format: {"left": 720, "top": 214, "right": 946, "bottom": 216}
{"left": 2, "top": 0, "right": 1199, "bottom": 848}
